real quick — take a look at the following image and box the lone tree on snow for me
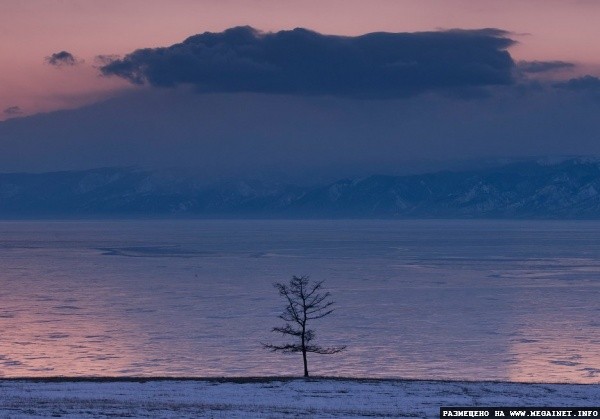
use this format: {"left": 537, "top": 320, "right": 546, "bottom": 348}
{"left": 263, "top": 275, "right": 346, "bottom": 377}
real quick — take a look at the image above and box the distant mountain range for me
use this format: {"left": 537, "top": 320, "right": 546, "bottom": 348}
{"left": 2, "top": 158, "right": 600, "bottom": 218}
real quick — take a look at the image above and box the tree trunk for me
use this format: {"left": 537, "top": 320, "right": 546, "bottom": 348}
{"left": 302, "top": 348, "right": 308, "bottom": 377}
{"left": 301, "top": 305, "right": 308, "bottom": 377}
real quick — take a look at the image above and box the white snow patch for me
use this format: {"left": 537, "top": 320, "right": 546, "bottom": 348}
{"left": 0, "top": 378, "right": 597, "bottom": 418}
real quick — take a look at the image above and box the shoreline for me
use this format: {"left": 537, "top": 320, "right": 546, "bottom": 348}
{"left": 1, "top": 376, "right": 599, "bottom": 385}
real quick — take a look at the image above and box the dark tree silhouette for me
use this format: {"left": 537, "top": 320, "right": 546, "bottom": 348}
{"left": 263, "top": 275, "right": 345, "bottom": 377}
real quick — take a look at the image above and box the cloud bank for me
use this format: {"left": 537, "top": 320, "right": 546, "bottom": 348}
{"left": 100, "top": 26, "right": 516, "bottom": 98}
{"left": 1, "top": 86, "right": 600, "bottom": 180}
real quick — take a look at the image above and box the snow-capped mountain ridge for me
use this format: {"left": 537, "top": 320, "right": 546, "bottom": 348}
{"left": 3, "top": 158, "right": 600, "bottom": 218}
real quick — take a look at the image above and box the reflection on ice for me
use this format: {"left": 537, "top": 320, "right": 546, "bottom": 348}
{"left": 507, "top": 286, "right": 600, "bottom": 382}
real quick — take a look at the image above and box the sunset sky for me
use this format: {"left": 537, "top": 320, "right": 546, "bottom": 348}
{"left": 1, "top": 0, "right": 600, "bottom": 178}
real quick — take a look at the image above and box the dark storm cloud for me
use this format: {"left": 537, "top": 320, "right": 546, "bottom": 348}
{"left": 45, "top": 51, "right": 80, "bottom": 67}
{"left": 3, "top": 106, "right": 22, "bottom": 116}
{"left": 100, "top": 26, "right": 516, "bottom": 98}
{"left": 554, "top": 75, "right": 600, "bottom": 91}
{"left": 518, "top": 60, "right": 574, "bottom": 73}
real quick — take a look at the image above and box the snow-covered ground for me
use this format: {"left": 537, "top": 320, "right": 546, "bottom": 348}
{"left": 0, "top": 378, "right": 597, "bottom": 418}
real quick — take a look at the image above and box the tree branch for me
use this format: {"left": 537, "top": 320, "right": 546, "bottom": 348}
{"left": 272, "top": 325, "right": 303, "bottom": 337}
{"left": 262, "top": 342, "right": 303, "bottom": 353}
{"left": 305, "top": 344, "right": 346, "bottom": 354}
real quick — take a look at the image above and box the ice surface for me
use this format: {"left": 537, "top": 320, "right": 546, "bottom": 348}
{"left": 0, "top": 220, "right": 598, "bottom": 382}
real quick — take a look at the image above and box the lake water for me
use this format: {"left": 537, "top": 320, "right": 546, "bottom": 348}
{"left": 0, "top": 220, "right": 598, "bottom": 383}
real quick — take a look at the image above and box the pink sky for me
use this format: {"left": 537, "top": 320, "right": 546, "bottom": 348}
{"left": 1, "top": 0, "right": 599, "bottom": 120}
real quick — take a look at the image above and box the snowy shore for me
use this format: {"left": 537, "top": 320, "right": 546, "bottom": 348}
{"left": 0, "top": 377, "right": 598, "bottom": 418}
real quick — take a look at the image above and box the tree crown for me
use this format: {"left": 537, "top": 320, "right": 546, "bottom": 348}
{"left": 263, "top": 275, "right": 345, "bottom": 356}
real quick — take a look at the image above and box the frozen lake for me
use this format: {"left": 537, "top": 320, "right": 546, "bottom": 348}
{"left": 0, "top": 220, "right": 598, "bottom": 382}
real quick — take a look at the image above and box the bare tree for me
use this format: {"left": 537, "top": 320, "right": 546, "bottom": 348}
{"left": 263, "top": 275, "right": 345, "bottom": 377}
